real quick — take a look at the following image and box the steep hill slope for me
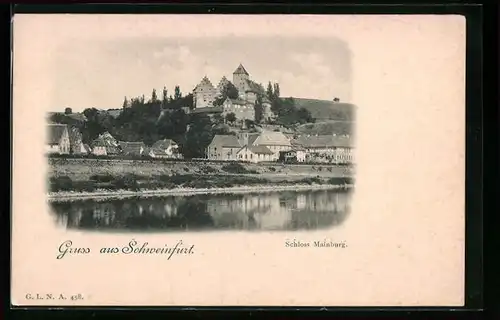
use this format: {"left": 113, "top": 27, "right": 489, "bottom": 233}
{"left": 291, "top": 98, "right": 356, "bottom": 121}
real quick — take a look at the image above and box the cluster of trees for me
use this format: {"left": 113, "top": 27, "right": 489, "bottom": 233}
{"left": 265, "top": 81, "right": 314, "bottom": 125}
{"left": 49, "top": 80, "right": 315, "bottom": 159}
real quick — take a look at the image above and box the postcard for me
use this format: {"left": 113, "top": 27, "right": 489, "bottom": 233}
{"left": 11, "top": 14, "right": 466, "bottom": 306}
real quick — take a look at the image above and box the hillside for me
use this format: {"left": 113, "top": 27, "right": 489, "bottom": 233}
{"left": 295, "top": 120, "right": 354, "bottom": 136}
{"left": 291, "top": 98, "right": 356, "bottom": 121}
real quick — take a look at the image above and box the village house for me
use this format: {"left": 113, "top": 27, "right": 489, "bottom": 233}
{"left": 67, "top": 126, "right": 89, "bottom": 155}
{"left": 295, "top": 134, "right": 354, "bottom": 164}
{"left": 206, "top": 135, "right": 242, "bottom": 161}
{"left": 46, "top": 124, "right": 71, "bottom": 155}
{"left": 237, "top": 145, "right": 275, "bottom": 163}
{"left": 149, "top": 139, "right": 182, "bottom": 159}
{"left": 91, "top": 132, "right": 121, "bottom": 156}
{"left": 206, "top": 130, "right": 292, "bottom": 162}
{"left": 119, "top": 141, "right": 146, "bottom": 156}
{"left": 279, "top": 146, "right": 307, "bottom": 163}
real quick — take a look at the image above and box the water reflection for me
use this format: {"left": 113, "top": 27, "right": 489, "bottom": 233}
{"left": 49, "top": 190, "right": 352, "bottom": 232}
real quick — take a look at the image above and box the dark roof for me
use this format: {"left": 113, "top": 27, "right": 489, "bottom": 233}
{"left": 226, "top": 98, "right": 247, "bottom": 105}
{"left": 248, "top": 133, "right": 260, "bottom": 146}
{"left": 92, "top": 132, "right": 121, "bottom": 153}
{"left": 47, "top": 124, "right": 68, "bottom": 145}
{"left": 210, "top": 135, "right": 242, "bottom": 148}
{"left": 83, "top": 144, "right": 92, "bottom": 153}
{"left": 296, "top": 135, "right": 353, "bottom": 148}
{"left": 119, "top": 141, "right": 146, "bottom": 154}
{"left": 245, "top": 80, "right": 265, "bottom": 94}
{"left": 248, "top": 145, "right": 274, "bottom": 155}
{"left": 233, "top": 64, "right": 249, "bottom": 75}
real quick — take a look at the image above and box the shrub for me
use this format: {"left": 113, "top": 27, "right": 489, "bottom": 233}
{"left": 49, "top": 176, "right": 73, "bottom": 192}
{"left": 112, "top": 174, "right": 140, "bottom": 191}
{"left": 89, "top": 174, "right": 114, "bottom": 183}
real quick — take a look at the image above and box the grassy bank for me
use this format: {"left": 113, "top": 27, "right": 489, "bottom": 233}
{"left": 48, "top": 173, "right": 353, "bottom": 193}
{"left": 48, "top": 159, "right": 354, "bottom": 197}
{"left": 48, "top": 158, "right": 353, "bottom": 181}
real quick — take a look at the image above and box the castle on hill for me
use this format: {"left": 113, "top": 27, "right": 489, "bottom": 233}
{"left": 192, "top": 64, "right": 275, "bottom": 123}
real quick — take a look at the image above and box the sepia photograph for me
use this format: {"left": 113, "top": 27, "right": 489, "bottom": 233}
{"left": 45, "top": 36, "right": 356, "bottom": 233}
{"left": 12, "top": 14, "right": 466, "bottom": 307}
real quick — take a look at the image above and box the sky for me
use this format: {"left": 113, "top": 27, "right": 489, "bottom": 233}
{"left": 49, "top": 36, "right": 352, "bottom": 112}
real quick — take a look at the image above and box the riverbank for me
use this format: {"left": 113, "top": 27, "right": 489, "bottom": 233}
{"left": 48, "top": 183, "right": 354, "bottom": 202}
{"left": 48, "top": 159, "right": 354, "bottom": 201}
{"left": 48, "top": 157, "right": 354, "bottom": 180}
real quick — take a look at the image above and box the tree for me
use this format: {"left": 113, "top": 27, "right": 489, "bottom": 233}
{"left": 254, "top": 95, "right": 264, "bottom": 123}
{"left": 266, "top": 81, "right": 273, "bottom": 98}
{"left": 183, "top": 114, "right": 214, "bottom": 159}
{"left": 174, "top": 86, "right": 182, "bottom": 100}
{"left": 64, "top": 107, "right": 72, "bottom": 115}
{"left": 225, "top": 112, "right": 237, "bottom": 124}
{"left": 213, "top": 82, "right": 239, "bottom": 106}
{"left": 297, "top": 107, "right": 314, "bottom": 123}
{"left": 162, "top": 86, "right": 168, "bottom": 107}
{"left": 273, "top": 83, "right": 280, "bottom": 98}
{"left": 225, "top": 82, "right": 239, "bottom": 99}
{"left": 151, "top": 88, "right": 158, "bottom": 103}
{"left": 122, "top": 97, "right": 129, "bottom": 109}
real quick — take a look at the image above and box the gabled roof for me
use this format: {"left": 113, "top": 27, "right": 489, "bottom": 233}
{"left": 248, "top": 145, "right": 274, "bottom": 155}
{"left": 252, "top": 131, "right": 291, "bottom": 147}
{"left": 151, "top": 138, "right": 178, "bottom": 150}
{"left": 247, "top": 133, "right": 260, "bottom": 146}
{"left": 217, "top": 76, "right": 231, "bottom": 92}
{"left": 295, "top": 135, "right": 353, "bottom": 148}
{"left": 193, "top": 76, "right": 215, "bottom": 92}
{"left": 83, "top": 144, "right": 92, "bottom": 153}
{"left": 119, "top": 141, "right": 146, "bottom": 155}
{"left": 47, "top": 124, "right": 68, "bottom": 145}
{"left": 245, "top": 79, "right": 265, "bottom": 94}
{"left": 210, "top": 135, "right": 242, "bottom": 148}
{"left": 233, "top": 64, "right": 249, "bottom": 75}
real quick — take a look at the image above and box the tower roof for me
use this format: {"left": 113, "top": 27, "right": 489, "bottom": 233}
{"left": 233, "top": 63, "right": 249, "bottom": 75}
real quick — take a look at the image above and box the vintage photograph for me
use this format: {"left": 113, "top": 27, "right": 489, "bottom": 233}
{"left": 13, "top": 14, "right": 467, "bottom": 307}
{"left": 45, "top": 36, "right": 356, "bottom": 232}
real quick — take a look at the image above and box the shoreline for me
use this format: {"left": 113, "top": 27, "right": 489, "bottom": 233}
{"left": 47, "top": 183, "right": 354, "bottom": 202}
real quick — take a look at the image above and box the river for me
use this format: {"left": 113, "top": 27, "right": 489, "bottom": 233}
{"left": 48, "top": 189, "right": 352, "bottom": 232}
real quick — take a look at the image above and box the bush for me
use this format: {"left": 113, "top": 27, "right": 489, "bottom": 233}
{"left": 112, "top": 174, "right": 140, "bottom": 191}
{"left": 49, "top": 176, "right": 73, "bottom": 192}
{"left": 89, "top": 174, "right": 114, "bottom": 183}
{"left": 72, "top": 180, "right": 96, "bottom": 192}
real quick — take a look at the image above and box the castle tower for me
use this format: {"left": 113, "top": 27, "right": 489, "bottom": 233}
{"left": 232, "top": 63, "right": 249, "bottom": 99}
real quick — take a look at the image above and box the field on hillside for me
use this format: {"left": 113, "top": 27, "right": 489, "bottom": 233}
{"left": 292, "top": 98, "right": 356, "bottom": 121}
{"left": 296, "top": 120, "right": 354, "bottom": 136}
